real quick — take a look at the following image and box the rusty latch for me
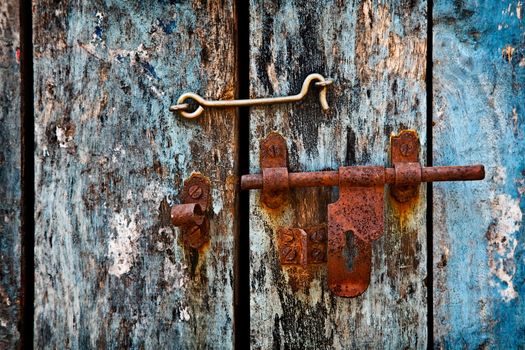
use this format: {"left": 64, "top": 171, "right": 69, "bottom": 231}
{"left": 241, "top": 131, "right": 485, "bottom": 297}
{"left": 170, "top": 73, "right": 332, "bottom": 119}
{"left": 171, "top": 173, "right": 211, "bottom": 249}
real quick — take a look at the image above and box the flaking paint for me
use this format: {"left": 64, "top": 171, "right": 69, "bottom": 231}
{"left": 33, "top": 0, "right": 238, "bottom": 348}
{"left": 0, "top": 1, "right": 21, "bottom": 346}
{"left": 434, "top": 0, "right": 525, "bottom": 347}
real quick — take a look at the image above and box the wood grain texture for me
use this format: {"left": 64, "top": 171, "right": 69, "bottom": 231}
{"left": 249, "top": 1, "right": 428, "bottom": 348}
{"left": 433, "top": 0, "right": 525, "bottom": 347}
{"left": 0, "top": 1, "right": 21, "bottom": 347}
{"left": 33, "top": 1, "right": 238, "bottom": 348}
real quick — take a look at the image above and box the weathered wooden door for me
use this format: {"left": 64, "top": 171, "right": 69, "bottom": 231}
{"left": 1, "top": 0, "right": 524, "bottom": 349}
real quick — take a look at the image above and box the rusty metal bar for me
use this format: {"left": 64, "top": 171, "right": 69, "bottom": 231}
{"left": 240, "top": 165, "right": 485, "bottom": 190}
{"left": 171, "top": 203, "right": 204, "bottom": 227}
{"left": 421, "top": 165, "right": 485, "bottom": 182}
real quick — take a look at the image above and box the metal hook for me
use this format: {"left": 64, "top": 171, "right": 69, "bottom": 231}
{"left": 170, "top": 73, "right": 333, "bottom": 119}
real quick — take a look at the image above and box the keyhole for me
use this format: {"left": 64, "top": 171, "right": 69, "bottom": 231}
{"left": 342, "top": 230, "right": 358, "bottom": 270}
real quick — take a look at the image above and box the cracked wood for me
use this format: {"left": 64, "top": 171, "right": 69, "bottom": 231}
{"left": 249, "top": 0, "right": 428, "bottom": 348}
{"left": 0, "top": 1, "right": 21, "bottom": 348}
{"left": 33, "top": 1, "right": 238, "bottom": 348}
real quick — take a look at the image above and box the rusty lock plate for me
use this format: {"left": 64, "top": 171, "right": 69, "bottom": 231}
{"left": 241, "top": 131, "right": 485, "bottom": 297}
{"left": 327, "top": 167, "right": 384, "bottom": 297}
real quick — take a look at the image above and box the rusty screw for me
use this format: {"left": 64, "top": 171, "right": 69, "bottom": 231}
{"left": 310, "top": 229, "right": 326, "bottom": 242}
{"left": 311, "top": 248, "right": 325, "bottom": 262}
{"left": 188, "top": 185, "right": 203, "bottom": 200}
{"left": 281, "top": 246, "right": 297, "bottom": 262}
{"left": 185, "top": 225, "right": 203, "bottom": 248}
{"left": 400, "top": 143, "right": 413, "bottom": 157}
{"left": 282, "top": 230, "right": 295, "bottom": 242}
{"left": 267, "top": 144, "right": 281, "bottom": 158}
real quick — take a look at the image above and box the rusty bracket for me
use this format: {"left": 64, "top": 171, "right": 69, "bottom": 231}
{"left": 260, "top": 132, "right": 290, "bottom": 209}
{"left": 390, "top": 130, "right": 421, "bottom": 202}
{"left": 278, "top": 225, "right": 327, "bottom": 266}
{"left": 171, "top": 173, "right": 211, "bottom": 249}
{"left": 241, "top": 131, "right": 485, "bottom": 297}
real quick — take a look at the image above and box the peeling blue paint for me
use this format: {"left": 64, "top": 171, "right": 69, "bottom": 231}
{"left": 434, "top": 0, "right": 525, "bottom": 348}
{"left": 33, "top": 0, "right": 237, "bottom": 348}
{"left": 158, "top": 19, "right": 177, "bottom": 34}
{"left": 141, "top": 61, "right": 159, "bottom": 79}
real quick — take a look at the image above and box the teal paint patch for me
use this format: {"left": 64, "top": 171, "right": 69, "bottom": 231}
{"left": 434, "top": 0, "right": 525, "bottom": 347}
{"left": 158, "top": 19, "right": 177, "bottom": 34}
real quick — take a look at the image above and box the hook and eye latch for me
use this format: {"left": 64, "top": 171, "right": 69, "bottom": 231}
{"left": 170, "top": 73, "right": 333, "bottom": 119}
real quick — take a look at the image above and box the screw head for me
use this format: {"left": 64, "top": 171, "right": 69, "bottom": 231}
{"left": 282, "top": 231, "right": 295, "bottom": 242}
{"left": 188, "top": 185, "right": 203, "bottom": 200}
{"left": 267, "top": 144, "right": 281, "bottom": 158}
{"left": 400, "top": 143, "right": 413, "bottom": 157}
{"left": 281, "top": 246, "right": 297, "bottom": 262}
{"left": 184, "top": 225, "right": 202, "bottom": 248}
{"left": 311, "top": 248, "right": 325, "bottom": 262}
{"left": 310, "top": 229, "right": 326, "bottom": 242}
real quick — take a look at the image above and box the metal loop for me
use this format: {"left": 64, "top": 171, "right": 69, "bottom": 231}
{"left": 169, "top": 103, "right": 190, "bottom": 111}
{"left": 170, "top": 73, "right": 333, "bottom": 119}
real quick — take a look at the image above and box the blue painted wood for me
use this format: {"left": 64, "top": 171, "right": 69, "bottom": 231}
{"left": 433, "top": 0, "right": 525, "bottom": 347}
{"left": 0, "top": 1, "right": 21, "bottom": 347}
{"left": 33, "top": 1, "right": 238, "bottom": 348}
{"left": 249, "top": 0, "right": 428, "bottom": 348}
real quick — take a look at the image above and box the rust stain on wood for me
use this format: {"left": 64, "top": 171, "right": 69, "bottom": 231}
{"left": 389, "top": 193, "right": 423, "bottom": 230}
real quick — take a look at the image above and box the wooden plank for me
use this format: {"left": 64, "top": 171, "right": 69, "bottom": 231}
{"left": 33, "top": 1, "right": 238, "bottom": 348}
{"left": 0, "top": 1, "right": 21, "bottom": 347}
{"left": 249, "top": 1, "right": 428, "bottom": 348}
{"left": 433, "top": 1, "right": 525, "bottom": 347}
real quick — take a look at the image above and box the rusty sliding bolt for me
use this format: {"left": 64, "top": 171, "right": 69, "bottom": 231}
{"left": 240, "top": 165, "right": 485, "bottom": 190}
{"left": 171, "top": 173, "right": 211, "bottom": 249}
{"left": 241, "top": 131, "right": 485, "bottom": 297}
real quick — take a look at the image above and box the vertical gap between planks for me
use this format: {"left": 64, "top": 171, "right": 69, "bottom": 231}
{"left": 19, "top": 0, "right": 35, "bottom": 348}
{"left": 234, "top": 0, "right": 250, "bottom": 348}
{"left": 426, "top": 0, "right": 434, "bottom": 348}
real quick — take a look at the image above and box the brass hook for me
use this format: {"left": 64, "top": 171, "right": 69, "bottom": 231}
{"left": 170, "top": 73, "right": 333, "bottom": 119}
